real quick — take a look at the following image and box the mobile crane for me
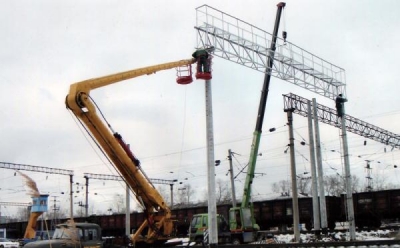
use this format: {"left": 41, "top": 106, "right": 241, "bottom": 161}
{"left": 228, "top": 2, "right": 286, "bottom": 244}
{"left": 65, "top": 58, "right": 198, "bottom": 247}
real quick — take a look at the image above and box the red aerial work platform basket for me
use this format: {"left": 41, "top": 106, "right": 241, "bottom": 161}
{"left": 176, "top": 64, "right": 193, "bottom": 85}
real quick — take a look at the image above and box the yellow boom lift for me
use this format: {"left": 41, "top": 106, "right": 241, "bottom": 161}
{"left": 65, "top": 58, "right": 198, "bottom": 247}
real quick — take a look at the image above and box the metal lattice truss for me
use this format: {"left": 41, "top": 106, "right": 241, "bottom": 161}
{"left": 0, "top": 202, "right": 31, "bottom": 207}
{"left": 195, "top": 5, "right": 346, "bottom": 100}
{"left": 83, "top": 172, "right": 177, "bottom": 185}
{"left": 0, "top": 162, "right": 74, "bottom": 175}
{"left": 283, "top": 93, "right": 400, "bottom": 148}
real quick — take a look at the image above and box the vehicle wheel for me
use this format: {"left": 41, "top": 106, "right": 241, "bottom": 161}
{"left": 195, "top": 238, "right": 203, "bottom": 245}
{"left": 231, "top": 238, "right": 241, "bottom": 245}
{"left": 0, "top": 245, "right": 4, "bottom": 248}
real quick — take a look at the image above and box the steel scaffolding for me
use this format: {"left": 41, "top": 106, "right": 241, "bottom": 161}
{"left": 195, "top": 5, "right": 346, "bottom": 100}
{"left": 283, "top": 93, "right": 400, "bottom": 148}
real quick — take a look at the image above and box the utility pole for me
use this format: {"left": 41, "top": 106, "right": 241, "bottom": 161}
{"left": 69, "top": 175, "right": 73, "bottom": 219}
{"left": 307, "top": 100, "right": 320, "bottom": 235}
{"left": 51, "top": 196, "right": 60, "bottom": 229}
{"left": 205, "top": 76, "right": 218, "bottom": 248}
{"left": 339, "top": 104, "right": 356, "bottom": 240}
{"left": 312, "top": 98, "right": 328, "bottom": 232}
{"left": 85, "top": 176, "right": 89, "bottom": 217}
{"left": 169, "top": 183, "right": 174, "bottom": 208}
{"left": 286, "top": 108, "right": 300, "bottom": 242}
{"left": 365, "top": 160, "right": 373, "bottom": 191}
{"left": 227, "top": 149, "right": 237, "bottom": 207}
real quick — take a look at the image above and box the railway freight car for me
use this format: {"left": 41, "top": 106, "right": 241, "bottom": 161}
{"left": 252, "top": 195, "right": 340, "bottom": 231}
{"left": 340, "top": 189, "right": 400, "bottom": 229}
{"left": 2, "top": 189, "right": 400, "bottom": 239}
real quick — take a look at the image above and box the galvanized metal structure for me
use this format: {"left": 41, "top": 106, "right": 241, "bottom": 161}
{"left": 83, "top": 172, "right": 178, "bottom": 208}
{"left": 194, "top": 5, "right": 346, "bottom": 100}
{"left": 0, "top": 162, "right": 75, "bottom": 218}
{"left": 83, "top": 172, "right": 177, "bottom": 185}
{"left": 283, "top": 93, "right": 400, "bottom": 148}
{"left": 0, "top": 162, "right": 73, "bottom": 176}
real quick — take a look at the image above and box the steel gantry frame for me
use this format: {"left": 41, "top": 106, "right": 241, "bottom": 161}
{"left": 83, "top": 172, "right": 177, "bottom": 187}
{"left": 0, "top": 202, "right": 31, "bottom": 207}
{"left": 194, "top": 4, "right": 346, "bottom": 100}
{"left": 0, "top": 162, "right": 75, "bottom": 219}
{"left": 83, "top": 172, "right": 178, "bottom": 208}
{"left": 194, "top": 4, "right": 348, "bottom": 242}
{"left": 194, "top": 4, "right": 348, "bottom": 241}
{"left": 0, "top": 162, "right": 74, "bottom": 176}
{"left": 83, "top": 172, "right": 178, "bottom": 236}
{"left": 283, "top": 93, "right": 400, "bottom": 148}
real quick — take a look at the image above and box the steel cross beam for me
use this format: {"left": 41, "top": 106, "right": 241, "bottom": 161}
{"left": 0, "top": 162, "right": 74, "bottom": 176}
{"left": 0, "top": 202, "right": 31, "bottom": 207}
{"left": 194, "top": 5, "right": 346, "bottom": 100}
{"left": 283, "top": 93, "right": 400, "bottom": 148}
{"left": 83, "top": 172, "right": 177, "bottom": 185}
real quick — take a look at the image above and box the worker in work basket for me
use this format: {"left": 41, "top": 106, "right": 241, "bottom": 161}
{"left": 192, "top": 48, "right": 212, "bottom": 80}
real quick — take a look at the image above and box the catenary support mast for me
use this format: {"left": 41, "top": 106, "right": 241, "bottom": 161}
{"left": 286, "top": 109, "right": 300, "bottom": 242}
{"left": 283, "top": 93, "right": 400, "bottom": 238}
{"left": 307, "top": 100, "right": 321, "bottom": 234}
{"left": 312, "top": 98, "right": 328, "bottom": 231}
{"left": 205, "top": 78, "right": 218, "bottom": 247}
{"left": 339, "top": 104, "right": 356, "bottom": 240}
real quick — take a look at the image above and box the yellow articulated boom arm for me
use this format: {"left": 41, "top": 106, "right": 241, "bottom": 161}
{"left": 24, "top": 212, "right": 43, "bottom": 239}
{"left": 65, "top": 58, "right": 195, "bottom": 245}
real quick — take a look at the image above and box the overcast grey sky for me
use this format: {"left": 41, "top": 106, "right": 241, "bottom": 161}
{"left": 1, "top": 0, "right": 400, "bottom": 217}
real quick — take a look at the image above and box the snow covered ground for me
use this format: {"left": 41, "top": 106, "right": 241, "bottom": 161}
{"left": 274, "top": 229, "right": 397, "bottom": 243}
{"left": 167, "top": 229, "right": 399, "bottom": 246}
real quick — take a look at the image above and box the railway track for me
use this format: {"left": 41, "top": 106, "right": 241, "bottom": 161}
{"left": 188, "top": 239, "right": 400, "bottom": 248}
